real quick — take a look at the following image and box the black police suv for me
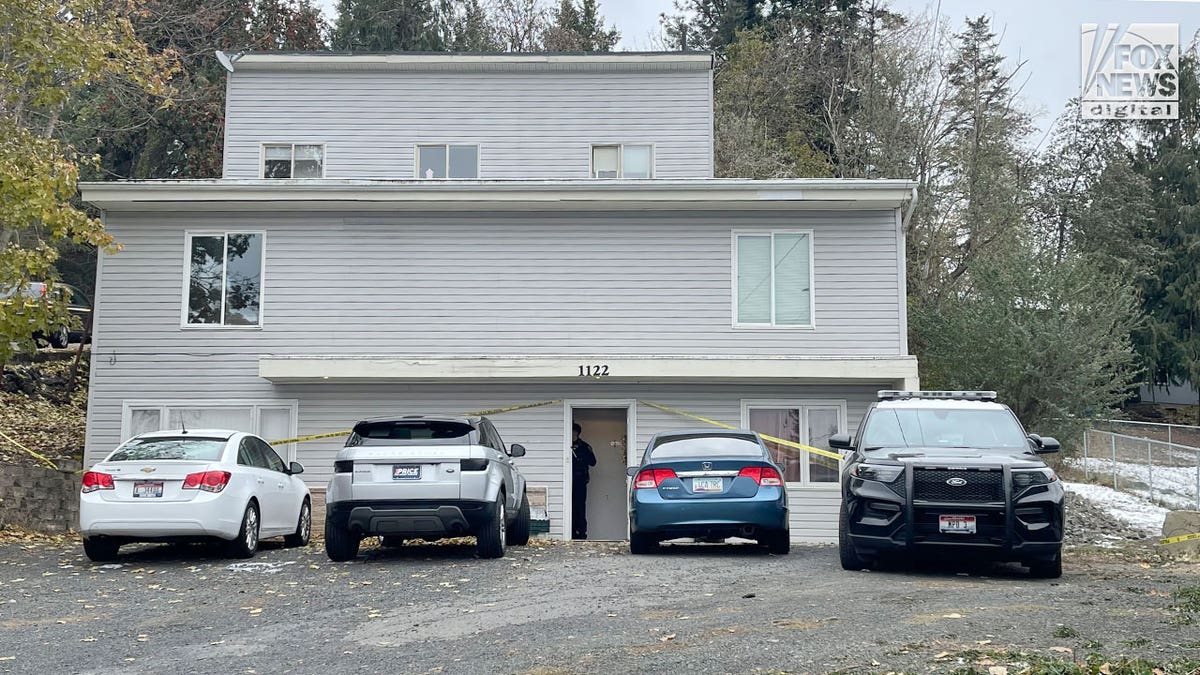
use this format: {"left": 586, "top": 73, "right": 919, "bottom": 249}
{"left": 833, "top": 391, "right": 1065, "bottom": 578}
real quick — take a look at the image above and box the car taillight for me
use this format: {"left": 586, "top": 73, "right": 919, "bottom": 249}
{"left": 460, "top": 458, "right": 489, "bottom": 471}
{"left": 634, "top": 468, "right": 677, "bottom": 489}
{"left": 181, "top": 470, "right": 231, "bottom": 493}
{"left": 81, "top": 471, "right": 114, "bottom": 493}
{"left": 739, "top": 466, "right": 783, "bottom": 486}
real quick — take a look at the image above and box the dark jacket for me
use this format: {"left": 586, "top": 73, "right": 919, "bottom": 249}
{"left": 572, "top": 438, "right": 596, "bottom": 483}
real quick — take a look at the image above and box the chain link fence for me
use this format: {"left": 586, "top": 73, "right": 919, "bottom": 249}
{"left": 1079, "top": 424, "right": 1200, "bottom": 510}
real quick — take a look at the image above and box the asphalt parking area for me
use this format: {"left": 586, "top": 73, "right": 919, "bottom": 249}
{"left": 0, "top": 537, "right": 1197, "bottom": 674}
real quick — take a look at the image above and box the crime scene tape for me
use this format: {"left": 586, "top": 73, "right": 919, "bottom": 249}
{"left": 638, "top": 400, "right": 843, "bottom": 462}
{"left": 268, "top": 399, "right": 564, "bottom": 446}
{"left": 1160, "top": 531, "right": 1200, "bottom": 546}
{"left": 0, "top": 429, "right": 59, "bottom": 470}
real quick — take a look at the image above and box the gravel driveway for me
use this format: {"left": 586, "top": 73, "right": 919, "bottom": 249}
{"left": 0, "top": 536, "right": 1197, "bottom": 674}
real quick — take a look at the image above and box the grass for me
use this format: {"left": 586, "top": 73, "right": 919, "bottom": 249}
{"left": 1173, "top": 586, "right": 1200, "bottom": 613}
{"left": 1053, "top": 625, "right": 1080, "bottom": 638}
{"left": 945, "top": 651, "right": 1200, "bottom": 675}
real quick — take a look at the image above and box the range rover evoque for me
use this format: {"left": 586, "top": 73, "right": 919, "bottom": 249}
{"left": 834, "top": 391, "right": 1065, "bottom": 578}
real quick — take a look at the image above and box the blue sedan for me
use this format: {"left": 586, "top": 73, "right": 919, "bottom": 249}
{"left": 627, "top": 429, "right": 790, "bottom": 554}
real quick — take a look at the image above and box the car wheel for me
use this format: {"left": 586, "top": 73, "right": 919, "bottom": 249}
{"left": 82, "top": 537, "right": 120, "bottom": 562}
{"left": 284, "top": 498, "right": 311, "bottom": 547}
{"left": 839, "top": 506, "right": 869, "bottom": 571}
{"left": 630, "top": 532, "right": 657, "bottom": 554}
{"left": 380, "top": 536, "right": 405, "bottom": 548}
{"left": 765, "top": 530, "right": 790, "bottom": 555}
{"left": 49, "top": 326, "right": 69, "bottom": 349}
{"left": 475, "top": 495, "right": 506, "bottom": 559}
{"left": 1028, "top": 551, "right": 1063, "bottom": 579}
{"left": 325, "top": 519, "right": 361, "bottom": 562}
{"left": 509, "top": 491, "right": 531, "bottom": 546}
{"left": 228, "top": 502, "right": 260, "bottom": 559}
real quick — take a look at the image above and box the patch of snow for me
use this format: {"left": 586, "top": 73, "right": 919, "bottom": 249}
{"left": 1064, "top": 482, "right": 1170, "bottom": 535}
{"left": 1068, "top": 453, "right": 1200, "bottom": 510}
{"left": 226, "top": 561, "right": 296, "bottom": 574}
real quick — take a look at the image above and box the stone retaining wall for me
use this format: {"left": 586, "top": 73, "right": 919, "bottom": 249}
{"left": 0, "top": 461, "right": 81, "bottom": 533}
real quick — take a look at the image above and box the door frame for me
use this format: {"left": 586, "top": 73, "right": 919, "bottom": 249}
{"left": 562, "top": 399, "right": 637, "bottom": 541}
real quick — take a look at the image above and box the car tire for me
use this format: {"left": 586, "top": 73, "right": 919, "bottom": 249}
{"left": 49, "top": 326, "right": 69, "bottom": 349}
{"left": 82, "top": 537, "right": 120, "bottom": 562}
{"left": 1028, "top": 551, "right": 1063, "bottom": 579}
{"left": 630, "top": 532, "right": 656, "bottom": 555}
{"left": 765, "top": 530, "right": 790, "bottom": 555}
{"left": 325, "top": 520, "right": 360, "bottom": 562}
{"left": 509, "top": 491, "right": 531, "bottom": 547}
{"left": 475, "top": 495, "right": 506, "bottom": 559}
{"left": 284, "top": 498, "right": 311, "bottom": 547}
{"left": 380, "top": 536, "right": 405, "bottom": 548}
{"left": 839, "top": 507, "right": 869, "bottom": 571}
{"left": 228, "top": 502, "right": 260, "bottom": 559}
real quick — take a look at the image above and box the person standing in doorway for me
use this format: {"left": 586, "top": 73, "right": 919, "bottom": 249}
{"left": 571, "top": 422, "right": 597, "bottom": 540}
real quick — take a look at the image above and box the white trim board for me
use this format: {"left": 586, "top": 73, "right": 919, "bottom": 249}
{"left": 258, "top": 356, "right": 920, "bottom": 384}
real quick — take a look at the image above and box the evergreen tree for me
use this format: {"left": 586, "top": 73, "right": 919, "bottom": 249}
{"left": 662, "top": 0, "right": 765, "bottom": 51}
{"left": 448, "top": 0, "right": 501, "bottom": 51}
{"left": 332, "top": 0, "right": 447, "bottom": 52}
{"left": 543, "top": 0, "right": 618, "bottom": 51}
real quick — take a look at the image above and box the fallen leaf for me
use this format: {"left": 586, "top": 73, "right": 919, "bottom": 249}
{"left": 942, "top": 613, "right": 964, "bottom": 619}
{"left": 988, "top": 667, "right": 1008, "bottom": 675}
{"left": 659, "top": 633, "right": 676, "bottom": 642}
{"left": 934, "top": 652, "right": 953, "bottom": 659}
{"left": 1049, "top": 647, "right": 1073, "bottom": 654}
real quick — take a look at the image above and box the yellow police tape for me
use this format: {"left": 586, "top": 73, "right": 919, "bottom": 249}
{"left": 268, "top": 399, "right": 564, "bottom": 446}
{"left": 637, "top": 400, "right": 843, "bottom": 462}
{"left": 1159, "top": 531, "right": 1200, "bottom": 546}
{"left": 0, "top": 429, "right": 60, "bottom": 470}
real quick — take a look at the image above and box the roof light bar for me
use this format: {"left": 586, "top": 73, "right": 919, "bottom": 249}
{"left": 877, "top": 390, "right": 997, "bottom": 401}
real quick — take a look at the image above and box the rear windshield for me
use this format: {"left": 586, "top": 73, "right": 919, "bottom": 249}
{"left": 108, "top": 437, "right": 226, "bottom": 462}
{"left": 349, "top": 420, "right": 474, "bottom": 445}
{"left": 650, "top": 435, "right": 764, "bottom": 459}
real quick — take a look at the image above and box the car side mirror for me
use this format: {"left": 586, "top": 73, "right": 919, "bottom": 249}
{"left": 828, "top": 433, "right": 854, "bottom": 451}
{"left": 1034, "top": 436, "right": 1060, "bottom": 454}
{"left": 625, "top": 466, "right": 639, "bottom": 478}
{"left": 288, "top": 461, "right": 305, "bottom": 475}
{"left": 509, "top": 443, "right": 526, "bottom": 458}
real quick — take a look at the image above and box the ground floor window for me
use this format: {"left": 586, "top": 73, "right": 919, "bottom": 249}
{"left": 122, "top": 400, "right": 298, "bottom": 461}
{"left": 741, "top": 400, "right": 847, "bottom": 485}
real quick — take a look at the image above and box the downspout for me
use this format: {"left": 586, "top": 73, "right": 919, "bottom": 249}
{"left": 900, "top": 186, "right": 919, "bottom": 233}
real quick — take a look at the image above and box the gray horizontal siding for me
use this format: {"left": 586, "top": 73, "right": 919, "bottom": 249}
{"left": 223, "top": 72, "right": 713, "bottom": 179}
{"left": 91, "top": 209, "right": 902, "bottom": 356}
{"left": 84, "top": 379, "right": 883, "bottom": 542}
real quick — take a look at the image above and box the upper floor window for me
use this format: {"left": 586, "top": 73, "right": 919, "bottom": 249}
{"left": 184, "top": 232, "right": 264, "bottom": 328}
{"left": 592, "top": 144, "right": 653, "bottom": 178}
{"left": 418, "top": 144, "right": 479, "bottom": 179}
{"left": 733, "top": 231, "right": 813, "bottom": 327}
{"left": 263, "top": 144, "right": 323, "bottom": 178}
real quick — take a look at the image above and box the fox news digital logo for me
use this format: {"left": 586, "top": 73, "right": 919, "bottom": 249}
{"left": 1082, "top": 23, "right": 1179, "bottom": 120}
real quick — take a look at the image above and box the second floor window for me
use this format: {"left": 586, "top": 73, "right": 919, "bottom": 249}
{"left": 592, "top": 144, "right": 653, "bottom": 178}
{"left": 185, "top": 232, "right": 264, "bottom": 327}
{"left": 418, "top": 144, "right": 479, "bottom": 179}
{"left": 734, "top": 231, "right": 813, "bottom": 327}
{"left": 263, "top": 144, "right": 323, "bottom": 178}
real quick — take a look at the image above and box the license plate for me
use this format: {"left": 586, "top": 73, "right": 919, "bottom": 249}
{"left": 133, "top": 482, "right": 163, "bottom": 498}
{"left": 693, "top": 477, "right": 724, "bottom": 493}
{"left": 392, "top": 465, "right": 421, "bottom": 481}
{"left": 939, "top": 515, "right": 976, "bottom": 534}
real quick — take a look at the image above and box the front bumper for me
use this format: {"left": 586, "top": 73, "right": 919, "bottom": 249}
{"left": 630, "top": 488, "right": 788, "bottom": 539}
{"left": 844, "top": 472, "right": 1064, "bottom": 562}
{"left": 327, "top": 499, "right": 494, "bottom": 537}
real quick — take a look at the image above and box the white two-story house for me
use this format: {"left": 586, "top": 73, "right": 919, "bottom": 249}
{"left": 80, "top": 52, "right": 918, "bottom": 542}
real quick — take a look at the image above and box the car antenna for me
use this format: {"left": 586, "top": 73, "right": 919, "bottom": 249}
{"left": 181, "top": 418, "right": 188, "bottom": 435}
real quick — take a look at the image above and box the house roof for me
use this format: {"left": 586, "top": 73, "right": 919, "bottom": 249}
{"left": 79, "top": 178, "right": 919, "bottom": 212}
{"left": 219, "top": 51, "right": 714, "bottom": 74}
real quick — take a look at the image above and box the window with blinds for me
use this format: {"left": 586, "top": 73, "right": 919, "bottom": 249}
{"left": 734, "top": 231, "right": 813, "bottom": 327}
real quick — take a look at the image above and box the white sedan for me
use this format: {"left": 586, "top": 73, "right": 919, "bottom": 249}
{"left": 79, "top": 430, "right": 311, "bottom": 561}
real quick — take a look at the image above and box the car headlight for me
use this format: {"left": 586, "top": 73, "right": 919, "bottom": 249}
{"left": 1012, "top": 468, "right": 1057, "bottom": 490}
{"left": 850, "top": 463, "right": 904, "bottom": 483}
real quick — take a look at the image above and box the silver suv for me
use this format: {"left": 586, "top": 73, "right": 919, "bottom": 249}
{"left": 324, "top": 416, "right": 531, "bottom": 561}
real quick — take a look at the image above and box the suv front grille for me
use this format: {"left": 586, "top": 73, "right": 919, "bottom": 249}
{"left": 912, "top": 468, "right": 1003, "bottom": 503}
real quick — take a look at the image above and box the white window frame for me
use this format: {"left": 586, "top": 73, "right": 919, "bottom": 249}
{"left": 259, "top": 143, "right": 326, "bottom": 179}
{"left": 414, "top": 143, "right": 481, "bottom": 179}
{"left": 120, "top": 400, "right": 301, "bottom": 463}
{"left": 181, "top": 231, "right": 267, "bottom": 329}
{"left": 740, "top": 399, "right": 847, "bottom": 487}
{"left": 590, "top": 143, "right": 655, "bottom": 178}
{"left": 731, "top": 229, "right": 816, "bottom": 329}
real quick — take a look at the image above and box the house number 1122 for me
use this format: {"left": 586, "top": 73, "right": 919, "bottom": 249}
{"left": 578, "top": 365, "right": 610, "bottom": 377}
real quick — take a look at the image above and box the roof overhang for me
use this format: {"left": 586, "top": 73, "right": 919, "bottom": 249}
{"left": 221, "top": 51, "right": 714, "bottom": 74}
{"left": 80, "top": 179, "right": 919, "bottom": 212}
{"left": 258, "top": 355, "right": 921, "bottom": 386}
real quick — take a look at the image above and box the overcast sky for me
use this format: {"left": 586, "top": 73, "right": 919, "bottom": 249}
{"left": 314, "top": 0, "right": 1200, "bottom": 134}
